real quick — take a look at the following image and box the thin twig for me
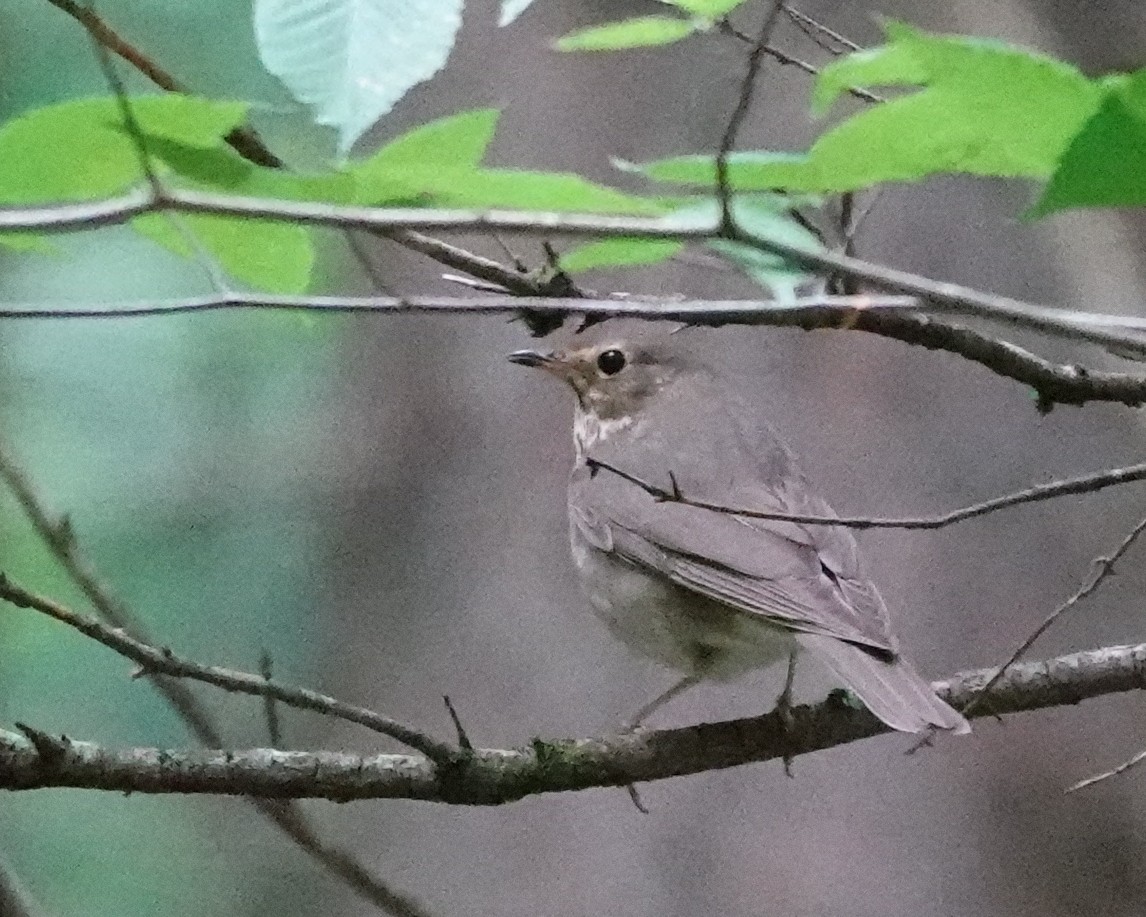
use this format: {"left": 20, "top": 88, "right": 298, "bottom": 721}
{"left": 1068, "top": 746, "right": 1146, "bottom": 793}
{"left": 962, "top": 514, "right": 1146, "bottom": 719}
{"left": 0, "top": 291, "right": 919, "bottom": 319}
{"left": 845, "top": 190, "right": 882, "bottom": 243}
{"left": 492, "top": 234, "right": 528, "bottom": 272}
{"left": 5, "top": 643, "right": 1146, "bottom": 801}
{"left": 345, "top": 231, "right": 399, "bottom": 296}
{"left": 89, "top": 23, "right": 162, "bottom": 196}
{"left": 716, "top": 21, "right": 883, "bottom": 104}
{"left": 782, "top": 4, "right": 862, "bottom": 54}
{"left": 716, "top": 2, "right": 786, "bottom": 230}
{"left": 587, "top": 458, "right": 1146, "bottom": 530}
{"left": 0, "top": 573, "right": 456, "bottom": 762}
{"left": 259, "top": 651, "right": 283, "bottom": 747}
{"left": 832, "top": 192, "right": 859, "bottom": 295}
{"left": 391, "top": 229, "right": 576, "bottom": 299}
{"left": 442, "top": 697, "right": 473, "bottom": 752}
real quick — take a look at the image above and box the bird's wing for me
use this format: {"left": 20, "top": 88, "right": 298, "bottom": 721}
{"left": 570, "top": 468, "right": 896, "bottom": 655}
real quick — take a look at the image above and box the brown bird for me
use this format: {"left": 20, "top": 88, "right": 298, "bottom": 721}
{"left": 511, "top": 326, "right": 969, "bottom": 734}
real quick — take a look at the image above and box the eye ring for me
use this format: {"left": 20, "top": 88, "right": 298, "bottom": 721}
{"left": 596, "top": 349, "right": 627, "bottom": 376}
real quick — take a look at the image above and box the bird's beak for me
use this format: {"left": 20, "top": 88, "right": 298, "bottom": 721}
{"left": 509, "top": 348, "right": 577, "bottom": 384}
{"left": 508, "top": 349, "right": 556, "bottom": 370}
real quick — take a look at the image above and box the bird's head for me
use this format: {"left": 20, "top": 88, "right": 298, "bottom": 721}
{"left": 509, "top": 334, "right": 689, "bottom": 423}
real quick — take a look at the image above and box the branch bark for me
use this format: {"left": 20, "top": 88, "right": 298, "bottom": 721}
{"left": 4, "top": 644, "right": 1143, "bottom": 802}
{"left": 0, "top": 290, "right": 1144, "bottom": 407}
{"left": 3, "top": 185, "right": 1146, "bottom": 354}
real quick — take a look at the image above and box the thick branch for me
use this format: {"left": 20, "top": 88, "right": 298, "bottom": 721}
{"left": 0, "top": 292, "right": 1143, "bottom": 407}
{"left": 3, "top": 644, "right": 1143, "bottom": 802}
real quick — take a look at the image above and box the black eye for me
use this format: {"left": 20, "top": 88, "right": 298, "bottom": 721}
{"left": 597, "top": 349, "right": 626, "bottom": 375}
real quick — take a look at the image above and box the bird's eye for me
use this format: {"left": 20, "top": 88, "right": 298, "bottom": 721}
{"left": 596, "top": 349, "right": 626, "bottom": 376}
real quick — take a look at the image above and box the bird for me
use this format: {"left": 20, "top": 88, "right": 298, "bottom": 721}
{"left": 509, "top": 324, "right": 969, "bottom": 735}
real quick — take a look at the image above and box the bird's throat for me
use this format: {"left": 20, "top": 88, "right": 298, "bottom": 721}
{"left": 573, "top": 406, "right": 635, "bottom": 460}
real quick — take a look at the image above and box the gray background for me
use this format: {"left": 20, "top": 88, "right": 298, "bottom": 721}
{"left": 323, "top": 2, "right": 1146, "bottom": 915}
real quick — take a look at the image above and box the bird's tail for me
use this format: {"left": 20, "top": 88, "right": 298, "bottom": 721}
{"left": 798, "top": 634, "right": 970, "bottom": 734}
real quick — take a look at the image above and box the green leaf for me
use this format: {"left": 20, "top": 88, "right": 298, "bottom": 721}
{"left": 351, "top": 108, "right": 500, "bottom": 194}
{"left": 254, "top": 0, "right": 464, "bottom": 157}
{"left": 352, "top": 154, "right": 665, "bottom": 213}
{"left": 145, "top": 138, "right": 355, "bottom": 202}
{"left": 350, "top": 111, "right": 665, "bottom": 212}
{"left": 663, "top": 0, "right": 749, "bottom": 18}
{"left": 1122, "top": 68, "right": 1146, "bottom": 119}
{"left": 0, "top": 94, "right": 249, "bottom": 203}
{"left": 0, "top": 233, "right": 56, "bottom": 253}
{"left": 430, "top": 169, "right": 664, "bottom": 213}
{"left": 560, "top": 238, "right": 683, "bottom": 273}
{"left": 810, "top": 30, "right": 925, "bottom": 114}
{"left": 708, "top": 198, "right": 821, "bottom": 300}
{"left": 133, "top": 213, "right": 314, "bottom": 294}
{"left": 1033, "top": 69, "right": 1146, "bottom": 215}
{"left": 556, "top": 15, "right": 698, "bottom": 51}
{"left": 807, "top": 22, "right": 1102, "bottom": 184}
{"left": 127, "top": 95, "right": 250, "bottom": 148}
{"left": 626, "top": 151, "right": 818, "bottom": 190}
{"left": 240, "top": 166, "right": 356, "bottom": 203}
{"left": 636, "top": 24, "right": 1104, "bottom": 193}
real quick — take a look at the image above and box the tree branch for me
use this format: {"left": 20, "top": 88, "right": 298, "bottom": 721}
{"left": 3, "top": 185, "right": 1146, "bottom": 355}
{"left": 0, "top": 573, "right": 456, "bottom": 763}
{"left": 3, "top": 643, "right": 1144, "bottom": 802}
{"left": 0, "top": 291, "right": 1142, "bottom": 407}
{"left": 782, "top": 4, "right": 863, "bottom": 54}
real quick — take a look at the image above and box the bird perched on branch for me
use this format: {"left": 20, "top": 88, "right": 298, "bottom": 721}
{"left": 510, "top": 324, "right": 969, "bottom": 735}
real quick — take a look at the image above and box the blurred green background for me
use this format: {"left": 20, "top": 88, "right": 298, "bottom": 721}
{"left": 0, "top": 2, "right": 341, "bottom": 913}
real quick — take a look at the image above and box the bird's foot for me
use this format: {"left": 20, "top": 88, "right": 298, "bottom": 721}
{"left": 775, "top": 652, "right": 798, "bottom": 777}
{"left": 774, "top": 694, "right": 797, "bottom": 777}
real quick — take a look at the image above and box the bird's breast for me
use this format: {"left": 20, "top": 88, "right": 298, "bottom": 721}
{"left": 568, "top": 518, "right": 794, "bottom": 679}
